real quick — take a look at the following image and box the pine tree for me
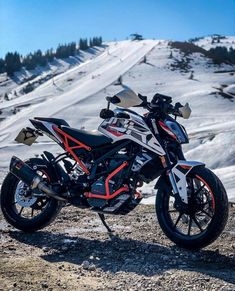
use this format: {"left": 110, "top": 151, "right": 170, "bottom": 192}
{"left": 22, "top": 53, "right": 37, "bottom": 70}
{"left": 13, "top": 52, "right": 21, "bottom": 71}
{"left": 3, "top": 36, "right": 103, "bottom": 74}
{"left": 45, "top": 48, "right": 54, "bottom": 62}
{"left": 79, "top": 39, "right": 83, "bottom": 50}
{"left": 209, "top": 46, "right": 229, "bottom": 64}
{"left": 229, "top": 47, "right": 235, "bottom": 64}
{"left": 70, "top": 42, "right": 76, "bottom": 56}
{"left": 5, "top": 52, "right": 22, "bottom": 76}
{"left": 0, "top": 58, "right": 5, "bottom": 73}
{"left": 189, "top": 71, "right": 194, "bottom": 80}
{"left": 34, "top": 49, "right": 47, "bottom": 66}
{"left": 79, "top": 38, "right": 88, "bottom": 50}
{"left": 4, "top": 93, "right": 9, "bottom": 101}
{"left": 116, "top": 75, "right": 122, "bottom": 85}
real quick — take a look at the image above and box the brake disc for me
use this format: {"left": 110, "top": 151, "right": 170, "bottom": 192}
{"left": 15, "top": 181, "right": 37, "bottom": 207}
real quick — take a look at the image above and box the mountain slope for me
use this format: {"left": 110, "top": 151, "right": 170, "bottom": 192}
{"left": 192, "top": 35, "right": 235, "bottom": 50}
{"left": 0, "top": 38, "right": 234, "bottom": 201}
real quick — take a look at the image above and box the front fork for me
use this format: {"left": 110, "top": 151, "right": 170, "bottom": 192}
{"left": 161, "top": 154, "right": 205, "bottom": 204}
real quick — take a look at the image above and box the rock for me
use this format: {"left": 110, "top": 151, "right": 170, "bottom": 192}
{"left": 81, "top": 260, "right": 96, "bottom": 271}
{"left": 41, "top": 282, "right": 48, "bottom": 288}
{"left": 89, "top": 264, "right": 96, "bottom": 271}
{"left": 42, "top": 247, "right": 49, "bottom": 253}
{"left": 82, "top": 260, "right": 90, "bottom": 270}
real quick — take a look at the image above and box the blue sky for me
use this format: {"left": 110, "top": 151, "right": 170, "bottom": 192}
{"left": 0, "top": 0, "right": 235, "bottom": 57}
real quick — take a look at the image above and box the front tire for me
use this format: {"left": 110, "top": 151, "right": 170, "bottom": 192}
{"left": 0, "top": 158, "right": 63, "bottom": 232}
{"left": 156, "top": 167, "right": 229, "bottom": 249}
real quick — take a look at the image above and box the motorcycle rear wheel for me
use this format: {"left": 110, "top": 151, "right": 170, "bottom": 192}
{"left": 0, "top": 158, "right": 62, "bottom": 232}
{"left": 156, "top": 167, "right": 229, "bottom": 249}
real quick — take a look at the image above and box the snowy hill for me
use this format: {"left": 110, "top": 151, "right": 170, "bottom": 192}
{"left": 0, "top": 38, "right": 235, "bottom": 202}
{"left": 192, "top": 35, "right": 235, "bottom": 50}
{"left": 0, "top": 46, "right": 106, "bottom": 104}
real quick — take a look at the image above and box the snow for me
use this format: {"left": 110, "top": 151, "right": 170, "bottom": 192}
{"left": 224, "top": 84, "right": 235, "bottom": 95}
{"left": 0, "top": 47, "right": 105, "bottom": 101}
{"left": 0, "top": 38, "right": 235, "bottom": 202}
{"left": 193, "top": 36, "right": 235, "bottom": 50}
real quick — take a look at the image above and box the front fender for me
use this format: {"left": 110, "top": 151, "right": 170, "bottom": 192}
{"left": 155, "top": 160, "right": 205, "bottom": 204}
{"left": 174, "top": 160, "right": 205, "bottom": 170}
{"left": 171, "top": 160, "right": 205, "bottom": 203}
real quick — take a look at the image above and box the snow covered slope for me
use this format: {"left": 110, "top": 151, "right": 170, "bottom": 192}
{"left": 0, "top": 47, "right": 105, "bottom": 101}
{"left": 193, "top": 35, "right": 235, "bottom": 50}
{"left": 0, "top": 39, "right": 234, "bottom": 202}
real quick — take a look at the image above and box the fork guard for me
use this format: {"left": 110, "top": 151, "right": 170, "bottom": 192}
{"left": 170, "top": 160, "right": 205, "bottom": 204}
{"left": 155, "top": 160, "right": 205, "bottom": 204}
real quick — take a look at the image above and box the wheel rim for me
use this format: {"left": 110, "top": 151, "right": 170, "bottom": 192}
{"left": 165, "top": 174, "right": 215, "bottom": 238}
{"left": 11, "top": 170, "right": 50, "bottom": 220}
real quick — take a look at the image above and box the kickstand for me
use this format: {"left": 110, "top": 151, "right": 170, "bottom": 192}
{"left": 98, "top": 213, "right": 114, "bottom": 233}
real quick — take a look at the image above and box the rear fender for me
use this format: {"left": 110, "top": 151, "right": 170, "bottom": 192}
{"left": 170, "top": 160, "right": 205, "bottom": 203}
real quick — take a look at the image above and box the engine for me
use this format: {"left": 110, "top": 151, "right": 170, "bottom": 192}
{"left": 87, "top": 154, "right": 128, "bottom": 208}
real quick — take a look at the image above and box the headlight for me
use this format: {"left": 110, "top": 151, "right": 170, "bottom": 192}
{"left": 165, "top": 120, "right": 189, "bottom": 144}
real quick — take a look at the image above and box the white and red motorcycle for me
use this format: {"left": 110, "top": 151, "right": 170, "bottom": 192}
{"left": 1, "top": 88, "right": 228, "bottom": 249}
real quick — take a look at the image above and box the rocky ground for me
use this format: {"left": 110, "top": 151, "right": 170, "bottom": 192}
{"left": 0, "top": 202, "right": 235, "bottom": 291}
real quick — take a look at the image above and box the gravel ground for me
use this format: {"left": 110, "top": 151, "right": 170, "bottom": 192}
{"left": 0, "top": 198, "right": 235, "bottom": 291}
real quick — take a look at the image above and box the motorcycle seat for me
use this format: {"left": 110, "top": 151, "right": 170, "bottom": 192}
{"left": 60, "top": 126, "right": 112, "bottom": 147}
{"left": 34, "top": 117, "right": 70, "bottom": 127}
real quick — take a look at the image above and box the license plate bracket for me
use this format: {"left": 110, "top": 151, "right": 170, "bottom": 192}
{"left": 15, "top": 127, "right": 38, "bottom": 146}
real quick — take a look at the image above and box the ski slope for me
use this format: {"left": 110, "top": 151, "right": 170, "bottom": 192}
{"left": 0, "top": 40, "right": 157, "bottom": 141}
{"left": 0, "top": 38, "right": 234, "bottom": 202}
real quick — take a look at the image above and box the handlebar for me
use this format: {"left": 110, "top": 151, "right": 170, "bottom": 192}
{"left": 106, "top": 92, "right": 187, "bottom": 118}
{"left": 139, "top": 93, "right": 183, "bottom": 117}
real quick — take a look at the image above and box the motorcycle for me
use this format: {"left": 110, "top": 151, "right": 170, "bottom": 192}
{"left": 0, "top": 88, "right": 228, "bottom": 249}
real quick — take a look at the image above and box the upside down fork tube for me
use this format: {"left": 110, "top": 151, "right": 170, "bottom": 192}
{"left": 168, "top": 160, "right": 205, "bottom": 204}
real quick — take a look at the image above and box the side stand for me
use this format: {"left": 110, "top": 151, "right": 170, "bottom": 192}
{"left": 98, "top": 213, "right": 114, "bottom": 233}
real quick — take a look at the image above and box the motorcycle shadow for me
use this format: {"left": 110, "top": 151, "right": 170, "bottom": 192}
{"left": 9, "top": 230, "right": 235, "bottom": 284}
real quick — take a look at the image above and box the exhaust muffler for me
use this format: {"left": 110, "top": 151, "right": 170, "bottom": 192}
{"left": 10, "top": 156, "right": 66, "bottom": 202}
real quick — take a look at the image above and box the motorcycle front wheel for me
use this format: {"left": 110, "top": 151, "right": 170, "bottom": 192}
{"left": 156, "top": 167, "right": 229, "bottom": 249}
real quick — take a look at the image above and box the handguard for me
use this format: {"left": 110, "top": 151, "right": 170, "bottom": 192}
{"left": 179, "top": 103, "right": 191, "bottom": 119}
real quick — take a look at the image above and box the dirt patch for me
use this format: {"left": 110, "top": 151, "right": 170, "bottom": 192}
{"left": 0, "top": 204, "right": 235, "bottom": 291}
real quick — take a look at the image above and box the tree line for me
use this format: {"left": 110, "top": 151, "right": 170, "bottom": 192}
{"left": 209, "top": 46, "right": 235, "bottom": 64}
{"left": 170, "top": 41, "right": 235, "bottom": 66}
{"left": 0, "top": 36, "right": 103, "bottom": 76}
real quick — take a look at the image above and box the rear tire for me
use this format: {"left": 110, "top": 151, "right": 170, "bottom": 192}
{"left": 156, "top": 167, "right": 229, "bottom": 249}
{"left": 0, "top": 158, "right": 63, "bottom": 232}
